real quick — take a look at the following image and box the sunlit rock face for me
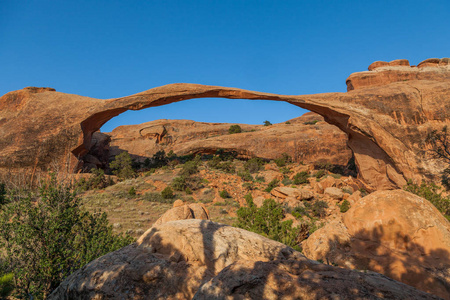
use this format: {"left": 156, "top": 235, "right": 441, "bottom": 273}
{"left": 1, "top": 57, "right": 449, "bottom": 190}
{"left": 302, "top": 189, "right": 450, "bottom": 299}
{"left": 98, "top": 112, "right": 351, "bottom": 168}
{"left": 48, "top": 219, "right": 439, "bottom": 299}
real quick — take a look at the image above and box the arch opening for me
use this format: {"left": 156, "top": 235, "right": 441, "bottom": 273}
{"left": 76, "top": 96, "right": 355, "bottom": 178}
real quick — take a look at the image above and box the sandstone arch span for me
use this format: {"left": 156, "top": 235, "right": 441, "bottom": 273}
{"left": 0, "top": 58, "right": 449, "bottom": 190}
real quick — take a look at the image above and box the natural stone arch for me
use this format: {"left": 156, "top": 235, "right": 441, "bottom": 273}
{"left": 1, "top": 58, "right": 449, "bottom": 190}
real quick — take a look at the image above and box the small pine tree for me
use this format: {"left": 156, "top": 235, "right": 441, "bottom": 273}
{"left": 110, "top": 152, "right": 136, "bottom": 180}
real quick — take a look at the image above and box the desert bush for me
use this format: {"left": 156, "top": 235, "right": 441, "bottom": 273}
{"left": 339, "top": 199, "right": 351, "bottom": 213}
{"left": 143, "top": 192, "right": 165, "bottom": 203}
{"left": 404, "top": 181, "right": 450, "bottom": 220}
{"left": 274, "top": 153, "right": 292, "bottom": 167}
{"left": 255, "top": 175, "right": 265, "bottom": 183}
{"left": 281, "top": 177, "right": 292, "bottom": 186}
{"left": 293, "top": 171, "right": 309, "bottom": 185}
{"left": 179, "top": 159, "right": 200, "bottom": 176}
{"left": 264, "top": 179, "right": 279, "bottom": 192}
{"left": 172, "top": 176, "right": 187, "bottom": 191}
{"left": 304, "top": 120, "right": 319, "bottom": 125}
{"left": 219, "top": 190, "right": 231, "bottom": 199}
{"left": 263, "top": 120, "right": 272, "bottom": 126}
{"left": 238, "top": 171, "right": 253, "bottom": 182}
{"left": 110, "top": 152, "right": 136, "bottom": 180}
{"left": 0, "top": 177, "right": 133, "bottom": 299}
{"left": 244, "top": 157, "right": 265, "bottom": 173}
{"left": 315, "top": 169, "right": 326, "bottom": 179}
{"left": 161, "top": 187, "right": 175, "bottom": 199}
{"left": 234, "top": 194, "right": 301, "bottom": 249}
{"left": 228, "top": 124, "right": 242, "bottom": 134}
{"left": 311, "top": 200, "right": 328, "bottom": 217}
{"left": 128, "top": 186, "right": 136, "bottom": 197}
{"left": 0, "top": 183, "right": 7, "bottom": 207}
{"left": 0, "top": 273, "right": 14, "bottom": 298}
{"left": 242, "top": 182, "right": 255, "bottom": 190}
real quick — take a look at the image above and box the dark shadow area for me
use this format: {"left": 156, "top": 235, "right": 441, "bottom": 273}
{"left": 316, "top": 225, "right": 450, "bottom": 299}
{"left": 48, "top": 220, "right": 440, "bottom": 299}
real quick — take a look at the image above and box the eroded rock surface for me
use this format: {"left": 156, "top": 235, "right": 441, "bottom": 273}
{"left": 48, "top": 219, "right": 438, "bottom": 299}
{"left": 1, "top": 58, "right": 450, "bottom": 190}
{"left": 153, "top": 201, "right": 210, "bottom": 226}
{"left": 104, "top": 112, "right": 351, "bottom": 167}
{"left": 302, "top": 189, "right": 450, "bottom": 299}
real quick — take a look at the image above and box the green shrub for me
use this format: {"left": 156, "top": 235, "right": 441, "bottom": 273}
{"left": 0, "top": 177, "right": 133, "bottom": 298}
{"left": 404, "top": 181, "right": 450, "bottom": 219}
{"left": 304, "top": 120, "right": 319, "bottom": 125}
{"left": 315, "top": 170, "right": 326, "bottom": 179}
{"left": 311, "top": 200, "right": 328, "bottom": 217}
{"left": 0, "top": 183, "right": 7, "bottom": 207}
{"left": 179, "top": 156, "right": 201, "bottom": 177}
{"left": 207, "top": 156, "right": 235, "bottom": 173}
{"left": 244, "top": 157, "right": 265, "bottom": 173}
{"left": 264, "top": 179, "right": 279, "bottom": 192}
{"left": 110, "top": 152, "right": 136, "bottom": 180}
{"left": 255, "top": 175, "right": 265, "bottom": 183}
{"left": 128, "top": 186, "right": 136, "bottom": 197}
{"left": 281, "top": 177, "right": 292, "bottom": 186}
{"left": 238, "top": 171, "right": 253, "bottom": 182}
{"left": 185, "top": 187, "right": 193, "bottom": 195}
{"left": 292, "top": 205, "right": 310, "bottom": 219}
{"left": 144, "top": 192, "right": 165, "bottom": 203}
{"left": 161, "top": 187, "right": 175, "bottom": 199}
{"left": 219, "top": 190, "right": 231, "bottom": 199}
{"left": 228, "top": 125, "right": 242, "bottom": 134}
{"left": 263, "top": 120, "right": 272, "bottom": 126}
{"left": 172, "top": 176, "right": 187, "bottom": 191}
{"left": 242, "top": 182, "right": 255, "bottom": 190}
{"left": 0, "top": 273, "right": 14, "bottom": 298}
{"left": 234, "top": 195, "right": 301, "bottom": 249}
{"left": 285, "top": 121, "right": 291, "bottom": 125}
{"left": 280, "top": 167, "right": 291, "bottom": 174}
{"left": 274, "top": 153, "right": 292, "bottom": 168}
{"left": 339, "top": 199, "right": 351, "bottom": 213}
{"left": 293, "top": 171, "right": 309, "bottom": 185}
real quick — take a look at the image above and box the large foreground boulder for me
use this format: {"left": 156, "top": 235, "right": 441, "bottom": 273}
{"left": 49, "top": 219, "right": 438, "bottom": 299}
{"left": 302, "top": 190, "right": 450, "bottom": 299}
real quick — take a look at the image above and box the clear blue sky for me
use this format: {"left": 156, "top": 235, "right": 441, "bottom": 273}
{"left": 1, "top": 0, "right": 449, "bottom": 132}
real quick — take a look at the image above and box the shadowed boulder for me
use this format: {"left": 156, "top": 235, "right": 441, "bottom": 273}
{"left": 48, "top": 219, "right": 439, "bottom": 299}
{"left": 302, "top": 189, "right": 450, "bottom": 299}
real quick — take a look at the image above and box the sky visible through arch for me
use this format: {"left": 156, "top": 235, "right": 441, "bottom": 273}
{"left": 1, "top": 0, "right": 449, "bottom": 132}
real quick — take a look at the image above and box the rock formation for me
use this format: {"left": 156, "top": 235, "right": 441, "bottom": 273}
{"left": 153, "top": 201, "right": 210, "bottom": 226}
{"left": 100, "top": 112, "right": 351, "bottom": 168}
{"left": 48, "top": 219, "right": 439, "bottom": 299}
{"left": 1, "top": 58, "right": 449, "bottom": 190}
{"left": 302, "top": 190, "right": 450, "bottom": 299}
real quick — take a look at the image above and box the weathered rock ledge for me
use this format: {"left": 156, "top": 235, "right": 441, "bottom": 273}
{"left": 48, "top": 219, "right": 439, "bottom": 299}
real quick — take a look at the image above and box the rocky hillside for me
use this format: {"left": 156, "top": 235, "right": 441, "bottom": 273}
{"left": 73, "top": 153, "right": 449, "bottom": 298}
{"left": 85, "top": 112, "right": 351, "bottom": 171}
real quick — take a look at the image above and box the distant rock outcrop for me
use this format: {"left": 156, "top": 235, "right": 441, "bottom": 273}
{"left": 302, "top": 189, "right": 450, "bottom": 299}
{"left": 1, "top": 58, "right": 449, "bottom": 190}
{"left": 101, "top": 112, "right": 351, "bottom": 167}
{"left": 48, "top": 219, "right": 439, "bottom": 299}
